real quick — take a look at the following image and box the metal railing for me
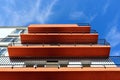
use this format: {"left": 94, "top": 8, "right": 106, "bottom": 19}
{"left": 90, "top": 29, "right": 97, "bottom": 33}
{"left": 47, "top": 30, "right": 97, "bottom": 33}
{"left": 0, "top": 37, "right": 110, "bottom": 47}
{"left": 98, "top": 39, "right": 110, "bottom": 45}
{"left": 8, "top": 39, "right": 110, "bottom": 46}
{"left": 28, "top": 29, "right": 97, "bottom": 33}
{"left": 0, "top": 56, "right": 119, "bottom": 68}
{"left": 77, "top": 23, "right": 90, "bottom": 26}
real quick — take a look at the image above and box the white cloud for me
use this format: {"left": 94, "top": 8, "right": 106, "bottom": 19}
{"left": 69, "top": 11, "right": 97, "bottom": 22}
{"left": 106, "top": 13, "right": 120, "bottom": 47}
{"left": 105, "top": 12, "right": 120, "bottom": 56}
{"left": 106, "top": 26, "right": 120, "bottom": 47}
{"left": 0, "top": 16, "right": 4, "bottom": 26}
{"left": 113, "top": 51, "right": 120, "bottom": 56}
{"left": 102, "top": 0, "right": 110, "bottom": 14}
{"left": 69, "top": 11, "right": 85, "bottom": 20}
{"left": 36, "top": 0, "right": 58, "bottom": 23}
{"left": 0, "top": 0, "right": 58, "bottom": 26}
{"left": 89, "top": 14, "right": 97, "bottom": 22}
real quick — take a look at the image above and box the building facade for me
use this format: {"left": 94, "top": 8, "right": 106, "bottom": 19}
{"left": 0, "top": 24, "right": 120, "bottom": 80}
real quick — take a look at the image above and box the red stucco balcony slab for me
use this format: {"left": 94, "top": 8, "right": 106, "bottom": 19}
{"left": 20, "top": 33, "right": 98, "bottom": 44}
{"left": 8, "top": 45, "right": 110, "bottom": 57}
{"left": 0, "top": 67, "right": 120, "bottom": 80}
{"left": 28, "top": 24, "right": 90, "bottom": 33}
{"left": 29, "top": 24, "right": 79, "bottom": 27}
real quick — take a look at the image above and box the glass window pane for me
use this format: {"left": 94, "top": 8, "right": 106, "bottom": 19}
{"left": 1, "top": 38, "right": 16, "bottom": 42}
{"left": 14, "top": 29, "right": 24, "bottom": 34}
{"left": 0, "top": 48, "right": 6, "bottom": 55}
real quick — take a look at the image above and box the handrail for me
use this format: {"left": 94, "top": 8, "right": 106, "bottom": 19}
{"left": 8, "top": 39, "right": 110, "bottom": 46}
{"left": 28, "top": 29, "right": 97, "bottom": 33}
{"left": 0, "top": 56, "right": 119, "bottom": 68}
{"left": 77, "top": 23, "right": 90, "bottom": 26}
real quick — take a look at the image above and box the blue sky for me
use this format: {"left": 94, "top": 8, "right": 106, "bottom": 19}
{"left": 0, "top": 0, "right": 120, "bottom": 56}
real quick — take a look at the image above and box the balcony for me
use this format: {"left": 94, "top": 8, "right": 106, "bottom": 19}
{"left": 0, "top": 56, "right": 120, "bottom": 80}
{"left": 0, "top": 56, "right": 119, "bottom": 68}
{"left": 28, "top": 24, "right": 91, "bottom": 33}
{"left": 20, "top": 33, "right": 98, "bottom": 44}
{"left": 7, "top": 39, "right": 110, "bottom": 57}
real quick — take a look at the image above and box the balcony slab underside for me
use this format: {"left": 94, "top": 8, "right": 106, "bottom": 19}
{"left": 8, "top": 46, "right": 110, "bottom": 57}
{"left": 0, "top": 68, "right": 120, "bottom": 80}
{"left": 28, "top": 26, "right": 90, "bottom": 33}
{"left": 20, "top": 33, "right": 98, "bottom": 44}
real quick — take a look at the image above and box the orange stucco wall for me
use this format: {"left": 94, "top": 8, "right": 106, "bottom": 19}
{"left": 0, "top": 68, "right": 120, "bottom": 80}
{"left": 8, "top": 46, "right": 110, "bottom": 57}
{"left": 20, "top": 33, "right": 98, "bottom": 44}
{"left": 28, "top": 26, "right": 90, "bottom": 33}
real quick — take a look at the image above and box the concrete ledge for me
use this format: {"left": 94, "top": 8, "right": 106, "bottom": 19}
{"left": 20, "top": 33, "right": 98, "bottom": 44}
{"left": 28, "top": 24, "right": 90, "bottom": 33}
{"left": 8, "top": 46, "right": 110, "bottom": 57}
{"left": 0, "top": 68, "right": 120, "bottom": 80}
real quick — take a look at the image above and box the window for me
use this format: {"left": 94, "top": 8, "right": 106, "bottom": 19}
{"left": 0, "top": 38, "right": 16, "bottom": 42}
{"left": 14, "top": 29, "right": 24, "bottom": 34}
{"left": 0, "top": 48, "right": 6, "bottom": 56}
